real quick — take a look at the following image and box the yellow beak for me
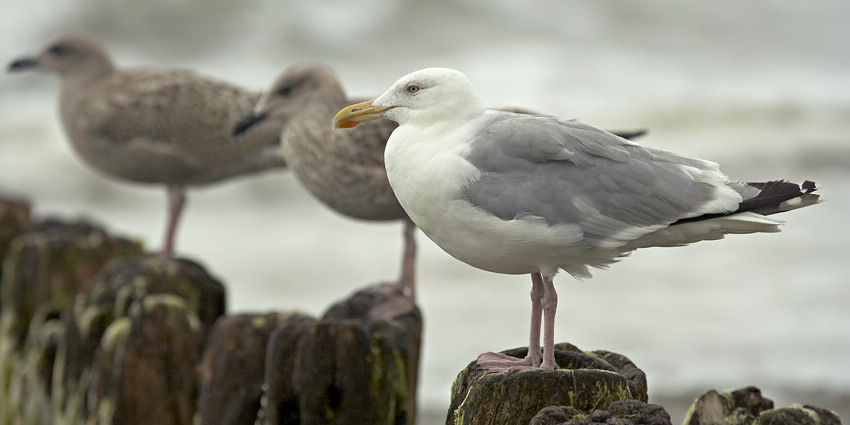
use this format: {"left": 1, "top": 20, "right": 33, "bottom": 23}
{"left": 332, "top": 99, "right": 389, "bottom": 129}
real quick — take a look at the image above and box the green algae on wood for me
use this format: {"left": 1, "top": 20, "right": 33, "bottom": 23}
{"left": 89, "top": 295, "right": 202, "bottom": 425}
{"left": 82, "top": 256, "right": 226, "bottom": 340}
{"left": 323, "top": 283, "right": 423, "bottom": 425}
{"left": 0, "top": 220, "right": 142, "bottom": 344}
{"left": 683, "top": 386, "right": 843, "bottom": 425}
{"left": 529, "top": 400, "right": 671, "bottom": 425}
{"left": 448, "top": 343, "right": 647, "bottom": 425}
{"left": 0, "top": 217, "right": 142, "bottom": 425}
{"left": 453, "top": 369, "right": 632, "bottom": 425}
{"left": 0, "top": 197, "right": 31, "bottom": 274}
{"left": 195, "top": 312, "right": 312, "bottom": 425}
{"left": 258, "top": 284, "right": 422, "bottom": 425}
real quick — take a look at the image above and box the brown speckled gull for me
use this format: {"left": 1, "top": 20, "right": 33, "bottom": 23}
{"left": 232, "top": 64, "right": 416, "bottom": 316}
{"left": 8, "top": 35, "right": 287, "bottom": 257}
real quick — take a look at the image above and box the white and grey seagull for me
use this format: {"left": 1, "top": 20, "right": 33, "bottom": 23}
{"left": 333, "top": 67, "right": 820, "bottom": 371}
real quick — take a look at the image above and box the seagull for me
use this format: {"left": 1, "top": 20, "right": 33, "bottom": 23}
{"left": 8, "top": 35, "right": 287, "bottom": 257}
{"left": 231, "top": 64, "right": 416, "bottom": 317}
{"left": 333, "top": 67, "right": 820, "bottom": 371}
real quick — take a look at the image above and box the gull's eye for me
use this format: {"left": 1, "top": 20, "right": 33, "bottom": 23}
{"left": 406, "top": 84, "right": 420, "bottom": 94}
{"left": 48, "top": 43, "right": 73, "bottom": 57}
{"left": 275, "top": 85, "right": 293, "bottom": 97}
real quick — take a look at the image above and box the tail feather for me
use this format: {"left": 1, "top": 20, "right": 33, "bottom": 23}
{"left": 620, "top": 180, "right": 819, "bottom": 254}
{"left": 745, "top": 180, "right": 820, "bottom": 215}
{"left": 675, "top": 179, "right": 820, "bottom": 225}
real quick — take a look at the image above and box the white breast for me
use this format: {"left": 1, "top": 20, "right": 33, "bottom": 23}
{"left": 384, "top": 122, "right": 588, "bottom": 276}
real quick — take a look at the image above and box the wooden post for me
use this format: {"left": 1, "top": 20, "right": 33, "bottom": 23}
{"left": 0, "top": 216, "right": 143, "bottom": 424}
{"left": 447, "top": 343, "right": 648, "bottom": 425}
{"left": 684, "top": 386, "right": 842, "bottom": 425}
{"left": 259, "top": 283, "right": 422, "bottom": 425}
{"left": 323, "top": 283, "right": 423, "bottom": 425}
{"left": 58, "top": 255, "right": 226, "bottom": 423}
{"left": 88, "top": 294, "right": 202, "bottom": 425}
{"left": 0, "top": 196, "right": 31, "bottom": 268}
{"left": 0, "top": 219, "right": 143, "bottom": 343}
{"left": 196, "top": 312, "right": 314, "bottom": 425}
{"left": 529, "top": 400, "right": 671, "bottom": 425}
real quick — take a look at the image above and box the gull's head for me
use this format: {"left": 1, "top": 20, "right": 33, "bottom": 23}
{"left": 333, "top": 67, "right": 485, "bottom": 129}
{"left": 234, "top": 63, "right": 343, "bottom": 136}
{"left": 7, "top": 35, "right": 114, "bottom": 81}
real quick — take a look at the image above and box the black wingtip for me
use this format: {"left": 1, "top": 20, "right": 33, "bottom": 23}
{"left": 232, "top": 111, "right": 269, "bottom": 136}
{"left": 801, "top": 180, "right": 817, "bottom": 193}
{"left": 674, "top": 179, "right": 820, "bottom": 225}
{"left": 612, "top": 129, "right": 648, "bottom": 140}
{"left": 741, "top": 179, "right": 820, "bottom": 216}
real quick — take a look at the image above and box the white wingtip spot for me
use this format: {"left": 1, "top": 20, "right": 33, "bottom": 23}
{"left": 780, "top": 197, "right": 803, "bottom": 208}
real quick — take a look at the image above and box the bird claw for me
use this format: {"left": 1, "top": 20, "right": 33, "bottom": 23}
{"left": 365, "top": 282, "right": 416, "bottom": 320}
{"left": 475, "top": 351, "right": 539, "bottom": 372}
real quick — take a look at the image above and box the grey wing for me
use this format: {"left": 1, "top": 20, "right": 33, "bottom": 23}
{"left": 461, "top": 114, "right": 733, "bottom": 247}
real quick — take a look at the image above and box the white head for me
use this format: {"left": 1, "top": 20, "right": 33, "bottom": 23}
{"left": 333, "top": 67, "right": 486, "bottom": 129}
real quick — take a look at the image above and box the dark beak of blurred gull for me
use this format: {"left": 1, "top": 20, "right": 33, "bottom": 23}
{"left": 332, "top": 99, "right": 389, "bottom": 129}
{"left": 7, "top": 57, "right": 38, "bottom": 72}
{"left": 232, "top": 111, "right": 270, "bottom": 136}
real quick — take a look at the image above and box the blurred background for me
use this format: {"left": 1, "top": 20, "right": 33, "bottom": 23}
{"left": 1, "top": 0, "right": 848, "bottom": 422}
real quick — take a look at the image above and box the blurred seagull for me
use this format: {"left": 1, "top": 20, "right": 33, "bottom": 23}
{"left": 8, "top": 35, "right": 287, "bottom": 257}
{"left": 333, "top": 67, "right": 820, "bottom": 370}
{"left": 233, "top": 64, "right": 415, "bottom": 317}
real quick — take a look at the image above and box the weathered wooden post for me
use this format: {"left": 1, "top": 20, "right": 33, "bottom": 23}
{"left": 59, "top": 255, "right": 226, "bottom": 424}
{"left": 447, "top": 343, "right": 650, "bottom": 425}
{"left": 88, "top": 294, "right": 202, "bottom": 425}
{"left": 256, "top": 284, "right": 422, "bottom": 425}
{"left": 196, "top": 311, "right": 315, "bottom": 425}
{"left": 0, "top": 214, "right": 143, "bottom": 424}
{"left": 684, "top": 386, "right": 842, "bottom": 425}
{"left": 0, "top": 197, "right": 31, "bottom": 266}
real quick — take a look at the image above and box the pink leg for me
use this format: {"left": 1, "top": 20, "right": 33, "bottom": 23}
{"left": 476, "top": 272, "right": 545, "bottom": 371}
{"left": 159, "top": 186, "right": 185, "bottom": 258}
{"left": 366, "top": 218, "right": 417, "bottom": 319}
{"left": 525, "top": 273, "right": 544, "bottom": 366}
{"left": 539, "top": 274, "right": 558, "bottom": 370}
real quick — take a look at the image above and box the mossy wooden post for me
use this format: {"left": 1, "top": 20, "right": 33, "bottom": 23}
{"left": 323, "top": 284, "right": 423, "bottom": 425}
{"left": 88, "top": 294, "right": 202, "bottom": 425}
{"left": 683, "top": 386, "right": 843, "bottom": 425}
{"left": 447, "top": 343, "right": 648, "bottom": 425}
{"left": 529, "top": 400, "right": 671, "bottom": 425}
{"left": 257, "top": 313, "right": 318, "bottom": 425}
{"left": 0, "top": 220, "right": 143, "bottom": 343}
{"left": 0, "top": 217, "right": 142, "bottom": 424}
{"left": 259, "top": 284, "right": 422, "bottom": 425}
{"left": 0, "top": 196, "right": 32, "bottom": 267}
{"left": 195, "top": 312, "right": 314, "bottom": 425}
{"left": 57, "top": 255, "right": 226, "bottom": 423}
